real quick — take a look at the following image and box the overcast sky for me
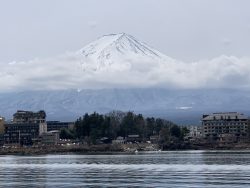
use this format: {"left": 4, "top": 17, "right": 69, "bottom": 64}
{"left": 1, "top": 0, "right": 250, "bottom": 63}
{"left": 1, "top": 0, "right": 250, "bottom": 92}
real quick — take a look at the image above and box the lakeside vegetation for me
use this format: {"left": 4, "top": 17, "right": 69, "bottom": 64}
{"left": 1, "top": 111, "right": 250, "bottom": 155}
{"left": 60, "top": 111, "right": 189, "bottom": 147}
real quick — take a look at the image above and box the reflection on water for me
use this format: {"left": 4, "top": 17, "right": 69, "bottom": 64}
{"left": 0, "top": 150, "right": 250, "bottom": 187}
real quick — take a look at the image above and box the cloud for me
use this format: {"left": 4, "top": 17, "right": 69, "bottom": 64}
{"left": 1, "top": 52, "right": 250, "bottom": 92}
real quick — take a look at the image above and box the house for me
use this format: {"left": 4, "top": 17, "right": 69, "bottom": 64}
{"left": 150, "top": 135, "right": 159, "bottom": 144}
{"left": 126, "top": 135, "right": 141, "bottom": 143}
{"left": 97, "top": 137, "right": 112, "bottom": 144}
{"left": 112, "top": 136, "right": 125, "bottom": 144}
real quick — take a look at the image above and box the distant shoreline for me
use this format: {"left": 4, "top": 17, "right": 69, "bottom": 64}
{"left": 1, "top": 143, "right": 250, "bottom": 155}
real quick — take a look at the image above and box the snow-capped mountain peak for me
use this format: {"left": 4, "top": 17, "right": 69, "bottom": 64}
{"left": 76, "top": 33, "right": 175, "bottom": 72}
{"left": 79, "top": 33, "right": 165, "bottom": 58}
{"left": 1, "top": 33, "right": 179, "bottom": 92}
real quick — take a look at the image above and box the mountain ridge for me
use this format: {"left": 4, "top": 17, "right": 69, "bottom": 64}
{"left": 1, "top": 33, "right": 249, "bottom": 124}
{"left": 1, "top": 88, "right": 250, "bottom": 125}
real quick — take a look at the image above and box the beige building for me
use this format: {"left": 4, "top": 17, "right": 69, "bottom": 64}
{"left": 0, "top": 117, "right": 5, "bottom": 145}
{"left": 0, "top": 117, "right": 4, "bottom": 134}
{"left": 187, "top": 126, "right": 202, "bottom": 138}
{"left": 41, "top": 130, "right": 60, "bottom": 145}
{"left": 202, "top": 112, "right": 248, "bottom": 142}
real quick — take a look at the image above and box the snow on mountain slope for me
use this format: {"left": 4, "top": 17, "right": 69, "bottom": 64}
{"left": 1, "top": 88, "right": 250, "bottom": 124}
{"left": 78, "top": 33, "right": 169, "bottom": 60}
{"left": 76, "top": 33, "right": 176, "bottom": 73}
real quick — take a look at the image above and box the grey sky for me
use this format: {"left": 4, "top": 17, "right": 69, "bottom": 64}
{"left": 1, "top": 0, "right": 250, "bottom": 63}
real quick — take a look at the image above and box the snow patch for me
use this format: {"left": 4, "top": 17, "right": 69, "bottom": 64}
{"left": 176, "top": 106, "right": 193, "bottom": 110}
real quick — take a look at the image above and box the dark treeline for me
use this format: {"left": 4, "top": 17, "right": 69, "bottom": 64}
{"left": 60, "top": 111, "right": 189, "bottom": 145}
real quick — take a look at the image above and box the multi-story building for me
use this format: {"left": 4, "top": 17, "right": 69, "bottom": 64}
{"left": 47, "top": 121, "right": 74, "bottom": 132}
{"left": 0, "top": 117, "right": 4, "bottom": 134}
{"left": 0, "top": 117, "right": 5, "bottom": 145}
{"left": 4, "top": 110, "right": 47, "bottom": 145}
{"left": 187, "top": 126, "right": 202, "bottom": 138}
{"left": 4, "top": 123, "right": 41, "bottom": 145}
{"left": 41, "top": 130, "right": 60, "bottom": 145}
{"left": 202, "top": 112, "right": 248, "bottom": 142}
{"left": 13, "top": 110, "right": 46, "bottom": 124}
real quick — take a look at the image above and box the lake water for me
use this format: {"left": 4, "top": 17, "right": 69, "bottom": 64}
{"left": 0, "top": 150, "right": 250, "bottom": 187}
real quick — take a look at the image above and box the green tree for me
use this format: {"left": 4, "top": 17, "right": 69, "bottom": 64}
{"left": 170, "top": 125, "right": 181, "bottom": 138}
{"left": 181, "top": 127, "right": 190, "bottom": 139}
{"left": 159, "top": 127, "right": 170, "bottom": 144}
{"left": 145, "top": 117, "right": 155, "bottom": 139}
{"left": 60, "top": 128, "right": 74, "bottom": 139}
{"left": 73, "top": 111, "right": 181, "bottom": 145}
{"left": 119, "top": 112, "right": 136, "bottom": 136}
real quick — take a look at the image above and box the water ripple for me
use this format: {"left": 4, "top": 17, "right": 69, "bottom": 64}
{"left": 0, "top": 151, "right": 250, "bottom": 187}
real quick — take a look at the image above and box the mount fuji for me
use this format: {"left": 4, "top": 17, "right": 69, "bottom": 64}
{"left": 0, "top": 33, "right": 250, "bottom": 124}
{"left": 1, "top": 33, "right": 181, "bottom": 90}
{"left": 78, "top": 33, "right": 170, "bottom": 64}
{"left": 76, "top": 33, "right": 176, "bottom": 70}
{"left": 72, "top": 33, "right": 179, "bottom": 89}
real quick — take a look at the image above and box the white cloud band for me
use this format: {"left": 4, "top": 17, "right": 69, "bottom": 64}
{"left": 1, "top": 53, "right": 250, "bottom": 92}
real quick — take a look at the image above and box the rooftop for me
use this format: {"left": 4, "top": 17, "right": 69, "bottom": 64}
{"left": 202, "top": 112, "right": 248, "bottom": 121}
{"left": 13, "top": 110, "right": 46, "bottom": 124}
